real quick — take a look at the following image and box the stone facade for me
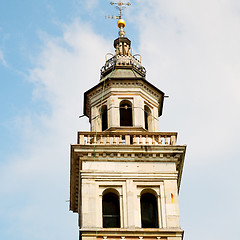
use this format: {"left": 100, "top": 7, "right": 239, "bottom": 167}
{"left": 84, "top": 79, "right": 164, "bottom": 132}
{"left": 70, "top": 33, "right": 186, "bottom": 240}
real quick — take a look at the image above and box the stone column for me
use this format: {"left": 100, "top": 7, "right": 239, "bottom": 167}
{"left": 91, "top": 106, "right": 101, "bottom": 132}
{"left": 126, "top": 180, "right": 135, "bottom": 228}
{"left": 164, "top": 180, "right": 180, "bottom": 228}
{"left": 152, "top": 107, "right": 159, "bottom": 132}
{"left": 134, "top": 96, "right": 144, "bottom": 128}
{"left": 108, "top": 96, "right": 119, "bottom": 128}
{"left": 122, "top": 182, "right": 128, "bottom": 228}
{"left": 81, "top": 180, "right": 97, "bottom": 228}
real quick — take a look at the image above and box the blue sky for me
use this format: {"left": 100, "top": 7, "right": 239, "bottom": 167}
{"left": 1, "top": 0, "right": 240, "bottom": 240}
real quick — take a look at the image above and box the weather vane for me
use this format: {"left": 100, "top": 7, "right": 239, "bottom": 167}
{"left": 106, "top": 1, "right": 131, "bottom": 37}
{"left": 106, "top": 1, "right": 131, "bottom": 20}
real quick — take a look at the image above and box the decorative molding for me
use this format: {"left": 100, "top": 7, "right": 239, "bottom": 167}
{"left": 85, "top": 80, "right": 163, "bottom": 117}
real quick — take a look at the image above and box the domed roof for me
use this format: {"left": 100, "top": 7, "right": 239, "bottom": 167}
{"left": 100, "top": 37, "right": 146, "bottom": 81}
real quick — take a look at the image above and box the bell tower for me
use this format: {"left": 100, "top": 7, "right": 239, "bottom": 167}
{"left": 70, "top": 3, "right": 186, "bottom": 240}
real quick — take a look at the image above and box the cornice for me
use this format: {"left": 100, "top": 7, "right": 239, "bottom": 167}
{"left": 70, "top": 144, "right": 186, "bottom": 212}
{"left": 84, "top": 79, "right": 164, "bottom": 117}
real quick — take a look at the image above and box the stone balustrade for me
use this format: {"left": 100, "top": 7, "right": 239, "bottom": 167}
{"left": 100, "top": 237, "right": 167, "bottom": 240}
{"left": 78, "top": 132, "right": 177, "bottom": 146}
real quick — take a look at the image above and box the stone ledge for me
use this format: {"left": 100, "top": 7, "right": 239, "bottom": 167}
{"left": 80, "top": 228, "right": 184, "bottom": 236}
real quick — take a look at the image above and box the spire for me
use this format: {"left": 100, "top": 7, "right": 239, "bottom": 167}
{"left": 117, "top": 19, "right": 126, "bottom": 37}
{"left": 106, "top": 1, "right": 131, "bottom": 37}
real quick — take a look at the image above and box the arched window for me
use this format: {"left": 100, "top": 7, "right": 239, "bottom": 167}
{"left": 120, "top": 101, "right": 133, "bottom": 126}
{"left": 141, "top": 192, "right": 159, "bottom": 228}
{"left": 102, "top": 192, "right": 120, "bottom": 228}
{"left": 101, "top": 105, "right": 108, "bottom": 131}
{"left": 144, "top": 105, "right": 151, "bottom": 130}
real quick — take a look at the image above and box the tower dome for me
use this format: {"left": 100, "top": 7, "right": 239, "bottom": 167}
{"left": 84, "top": 32, "right": 165, "bottom": 132}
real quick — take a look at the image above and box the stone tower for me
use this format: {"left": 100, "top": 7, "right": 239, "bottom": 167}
{"left": 70, "top": 15, "right": 186, "bottom": 240}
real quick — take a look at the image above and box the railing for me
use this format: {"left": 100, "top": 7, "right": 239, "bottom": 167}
{"left": 78, "top": 131, "right": 177, "bottom": 146}
{"left": 100, "top": 56, "right": 116, "bottom": 74}
{"left": 100, "top": 55, "right": 146, "bottom": 78}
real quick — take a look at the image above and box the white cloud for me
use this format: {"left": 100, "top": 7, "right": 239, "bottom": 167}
{"left": 1, "top": 2, "right": 240, "bottom": 240}
{"left": 134, "top": 1, "right": 240, "bottom": 240}
{"left": 76, "top": 0, "right": 99, "bottom": 10}
{"left": 135, "top": 0, "right": 240, "bottom": 165}
{"left": 0, "top": 20, "right": 110, "bottom": 240}
{"left": 86, "top": 0, "right": 99, "bottom": 9}
{"left": 0, "top": 49, "right": 8, "bottom": 67}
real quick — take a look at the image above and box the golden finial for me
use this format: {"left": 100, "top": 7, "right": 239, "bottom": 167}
{"left": 117, "top": 19, "right": 126, "bottom": 28}
{"left": 106, "top": 1, "right": 131, "bottom": 37}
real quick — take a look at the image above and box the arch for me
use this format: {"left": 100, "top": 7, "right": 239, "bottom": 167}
{"left": 120, "top": 100, "right": 133, "bottom": 126}
{"left": 101, "top": 105, "right": 108, "bottom": 131}
{"left": 140, "top": 188, "right": 158, "bottom": 197}
{"left": 102, "top": 190, "right": 120, "bottom": 228}
{"left": 102, "top": 187, "right": 120, "bottom": 196}
{"left": 144, "top": 105, "right": 151, "bottom": 131}
{"left": 140, "top": 191, "right": 159, "bottom": 228}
